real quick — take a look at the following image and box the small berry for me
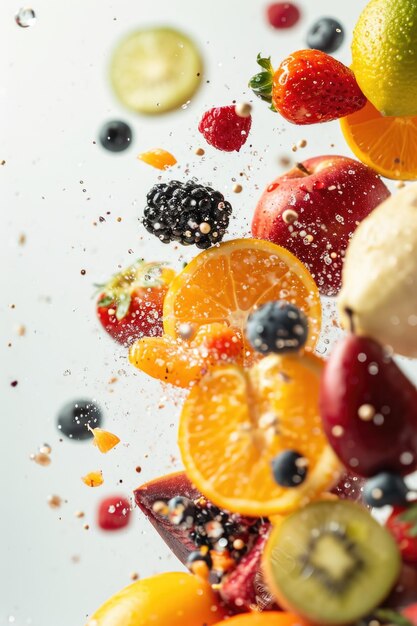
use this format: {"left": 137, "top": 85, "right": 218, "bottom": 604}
{"left": 363, "top": 472, "right": 409, "bottom": 508}
{"left": 267, "top": 3, "right": 300, "bottom": 29}
{"left": 98, "top": 496, "right": 131, "bottom": 531}
{"left": 246, "top": 301, "right": 308, "bottom": 354}
{"left": 271, "top": 450, "right": 308, "bottom": 487}
{"left": 143, "top": 179, "right": 232, "bottom": 249}
{"left": 306, "top": 17, "right": 344, "bottom": 54}
{"left": 186, "top": 550, "right": 213, "bottom": 575}
{"left": 386, "top": 501, "right": 417, "bottom": 563}
{"left": 57, "top": 399, "right": 102, "bottom": 440}
{"left": 167, "top": 496, "right": 196, "bottom": 526}
{"left": 198, "top": 105, "right": 251, "bottom": 152}
{"left": 99, "top": 120, "right": 132, "bottom": 153}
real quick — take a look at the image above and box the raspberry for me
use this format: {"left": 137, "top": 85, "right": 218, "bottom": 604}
{"left": 267, "top": 3, "right": 300, "bottom": 29}
{"left": 198, "top": 105, "right": 251, "bottom": 152}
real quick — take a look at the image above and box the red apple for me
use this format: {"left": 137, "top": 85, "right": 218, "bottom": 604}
{"left": 251, "top": 155, "right": 390, "bottom": 296}
{"left": 320, "top": 334, "right": 417, "bottom": 477}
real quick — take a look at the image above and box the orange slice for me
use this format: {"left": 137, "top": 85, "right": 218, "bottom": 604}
{"left": 340, "top": 99, "right": 417, "bottom": 180}
{"left": 163, "top": 238, "right": 322, "bottom": 360}
{"left": 178, "top": 353, "right": 342, "bottom": 516}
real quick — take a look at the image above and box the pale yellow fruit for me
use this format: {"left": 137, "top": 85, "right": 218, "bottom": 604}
{"left": 86, "top": 572, "right": 225, "bottom": 626}
{"left": 352, "top": 0, "right": 417, "bottom": 117}
{"left": 339, "top": 185, "right": 417, "bottom": 357}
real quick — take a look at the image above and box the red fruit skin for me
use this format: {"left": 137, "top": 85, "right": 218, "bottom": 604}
{"left": 386, "top": 503, "right": 417, "bottom": 564}
{"left": 97, "top": 285, "right": 166, "bottom": 347}
{"left": 198, "top": 105, "right": 252, "bottom": 152}
{"left": 386, "top": 565, "right": 417, "bottom": 610}
{"left": 98, "top": 496, "right": 131, "bottom": 531}
{"left": 134, "top": 472, "right": 200, "bottom": 564}
{"left": 220, "top": 529, "right": 278, "bottom": 613}
{"left": 331, "top": 471, "right": 364, "bottom": 502}
{"left": 267, "top": 3, "right": 300, "bottom": 29}
{"left": 251, "top": 155, "right": 390, "bottom": 296}
{"left": 272, "top": 49, "right": 366, "bottom": 124}
{"left": 403, "top": 602, "right": 417, "bottom": 625}
{"left": 320, "top": 335, "right": 417, "bottom": 477}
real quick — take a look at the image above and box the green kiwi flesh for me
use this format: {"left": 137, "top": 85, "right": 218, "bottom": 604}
{"left": 265, "top": 500, "right": 401, "bottom": 624}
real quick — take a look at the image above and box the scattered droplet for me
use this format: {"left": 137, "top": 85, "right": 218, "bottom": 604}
{"left": 15, "top": 7, "right": 36, "bottom": 28}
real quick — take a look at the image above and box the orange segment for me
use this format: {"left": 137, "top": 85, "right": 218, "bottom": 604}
{"left": 91, "top": 428, "right": 120, "bottom": 453}
{"left": 129, "top": 323, "right": 244, "bottom": 388}
{"left": 340, "top": 99, "right": 417, "bottom": 180}
{"left": 163, "top": 239, "right": 322, "bottom": 358}
{"left": 137, "top": 148, "right": 177, "bottom": 170}
{"left": 81, "top": 470, "right": 103, "bottom": 487}
{"left": 178, "top": 353, "right": 342, "bottom": 516}
{"left": 211, "top": 613, "right": 308, "bottom": 626}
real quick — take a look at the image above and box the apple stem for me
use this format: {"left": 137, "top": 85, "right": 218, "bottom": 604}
{"left": 344, "top": 308, "right": 356, "bottom": 334}
{"left": 296, "top": 162, "right": 311, "bottom": 176}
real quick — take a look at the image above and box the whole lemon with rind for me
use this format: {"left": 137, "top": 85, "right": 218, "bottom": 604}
{"left": 352, "top": 0, "right": 417, "bottom": 117}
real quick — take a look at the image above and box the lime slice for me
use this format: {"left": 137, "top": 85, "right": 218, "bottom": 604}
{"left": 110, "top": 27, "right": 203, "bottom": 114}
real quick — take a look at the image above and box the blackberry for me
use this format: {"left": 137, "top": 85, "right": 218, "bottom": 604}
{"left": 143, "top": 179, "right": 232, "bottom": 249}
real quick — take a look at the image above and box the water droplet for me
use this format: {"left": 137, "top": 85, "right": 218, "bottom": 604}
{"left": 15, "top": 7, "right": 36, "bottom": 27}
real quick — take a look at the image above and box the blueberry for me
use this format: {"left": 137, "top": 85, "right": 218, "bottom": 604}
{"left": 363, "top": 472, "right": 409, "bottom": 508}
{"left": 306, "top": 18, "right": 344, "bottom": 54}
{"left": 246, "top": 301, "right": 308, "bottom": 355}
{"left": 99, "top": 120, "right": 132, "bottom": 152}
{"left": 271, "top": 450, "right": 308, "bottom": 487}
{"left": 57, "top": 399, "right": 103, "bottom": 440}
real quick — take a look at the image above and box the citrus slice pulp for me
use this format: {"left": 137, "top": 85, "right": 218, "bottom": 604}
{"left": 340, "top": 99, "right": 417, "bottom": 180}
{"left": 178, "top": 353, "right": 342, "bottom": 516}
{"left": 163, "top": 238, "right": 322, "bottom": 361}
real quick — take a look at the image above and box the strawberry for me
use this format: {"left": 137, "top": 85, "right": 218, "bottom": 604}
{"left": 249, "top": 50, "right": 366, "bottom": 125}
{"left": 386, "top": 501, "right": 417, "bottom": 564}
{"left": 96, "top": 260, "right": 175, "bottom": 347}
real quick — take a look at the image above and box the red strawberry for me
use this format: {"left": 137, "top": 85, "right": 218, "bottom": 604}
{"left": 97, "top": 496, "right": 131, "bottom": 531}
{"left": 386, "top": 502, "right": 417, "bottom": 564}
{"left": 198, "top": 105, "right": 252, "bottom": 152}
{"left": 403, "top": 603, "right": 417, "bottom": 625}
{"left": 96, "top": 260, "right": 175, "bottom": 347}
{"left": 249, "top": 50, "right": 366, "bottom": 125}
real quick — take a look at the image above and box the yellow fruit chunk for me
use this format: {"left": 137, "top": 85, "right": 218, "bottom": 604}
{"left": 340, "top": 99, "right": 417, "bottom": 180}
{"left": 211, "top": 614, "right": 309, "bottom": 626}
{"left": 91, "top": 428, "right": 120, "bottom": 453}
{"left": 163, "top": 239, "right": 322, "bottom": 363}
{"left": 86, "top": 572, "right": 225, "bottom": 626}
{"left": 81, "top": 471, "right": 103, "bottom": 488}
{"left": 178, "top": 353, "right": 341, "bottom": 516}
{"left": 138, "top": 149, "right": 177, "bottom": 170}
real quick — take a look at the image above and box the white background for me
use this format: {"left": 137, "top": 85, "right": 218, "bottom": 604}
{"left": 1, "top": 1, "right": 416, "bottom": 625}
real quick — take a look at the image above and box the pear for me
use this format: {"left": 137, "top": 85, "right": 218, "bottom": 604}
{"left": 338, "top": 185, "right": 417, "bottom": 357}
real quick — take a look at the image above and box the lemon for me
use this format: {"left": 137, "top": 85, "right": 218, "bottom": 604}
{"left": 352, "top": 0, "right": 417, "bottom": 117}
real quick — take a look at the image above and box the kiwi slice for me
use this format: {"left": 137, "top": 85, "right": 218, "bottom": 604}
{"left": 263, "top": 500, "right": 401, "bottom": 625}
{"left": 110, "top": 27, "right": 203, "bottom": 114}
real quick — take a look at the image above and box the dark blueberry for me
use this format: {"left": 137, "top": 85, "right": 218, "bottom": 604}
{"left": 99, "top": 120, "right": 132, "bottom": 153}
{"left": 167, "top": 496, "right": 196, "bottom": 526}
{"left": 246, "top": 301, "right": 308, "bottom": 355}
{"left": 363, "top": 472, "right": 409, "bottom": 508}
{"left": 271, "top": 450, "right": 308, "bottom": 487}
{"left": 56, "top": 399, "right": 102, "bottom": 440}
{"left": 186, "top": 550, "right": 213, "bottom": 571}
{"left": 306, "top": 17, "right": 344, "bottom": 54}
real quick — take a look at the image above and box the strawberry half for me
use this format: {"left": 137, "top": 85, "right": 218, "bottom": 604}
{"left": 96, "top": 259, "right": 175, "bottom": 347}
{"left": 249, "top": 50, "right": 366, "bottom": 125}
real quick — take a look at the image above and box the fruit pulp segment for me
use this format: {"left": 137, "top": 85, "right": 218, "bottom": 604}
{"left": 179, "top": 354, "right": 340, "bottom": 516}
{"left": 163, "top": 239, "right": 321, "bottom": 355}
